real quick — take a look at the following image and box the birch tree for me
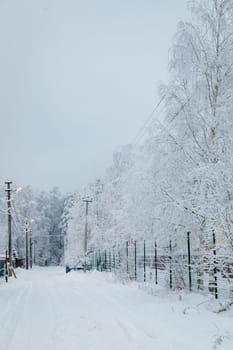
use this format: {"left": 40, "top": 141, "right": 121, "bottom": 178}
{"left": 157, "top": 0, "right": 233, "bottom": 248}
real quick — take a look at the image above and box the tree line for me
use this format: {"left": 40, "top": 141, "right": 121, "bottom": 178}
{"left": 65, "top": 0, "right": 233, "bottom": 265}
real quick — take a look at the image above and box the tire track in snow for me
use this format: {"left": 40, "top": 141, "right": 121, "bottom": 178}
{"left": 58, "top": 273, "right": 159, "bottom": 350}
{"left": 46, "top": 274, "right": 139, "bottom": 350}
{"left": 0, "top": 284, "right": 33, "bottom": 350}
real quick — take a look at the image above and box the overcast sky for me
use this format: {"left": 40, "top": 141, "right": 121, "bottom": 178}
{"left": 0, "top": 0, "right": 189, "bottom": 192}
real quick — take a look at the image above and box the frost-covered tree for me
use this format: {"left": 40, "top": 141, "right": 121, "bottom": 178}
{"left": 0, "top": 184, "right": 67, "bottom": 265}
{"left": 29, "top": 187, "right": 66, "bottom": 265}
{"left": 157, "top": 0, "right": 233, "bottom": 249}
{"left": 64, "top": 1, "right": 233, "bottom": 291}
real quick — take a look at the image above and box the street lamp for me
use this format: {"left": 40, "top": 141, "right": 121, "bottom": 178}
{"left": 15, "top": 187, "right": 23, "bottom": 193}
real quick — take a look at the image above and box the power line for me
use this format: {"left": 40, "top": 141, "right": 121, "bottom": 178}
{"left": 132, "top": 92, "right": 200, "bottom": 168}
{"left": 12, "top": 217, "right": 21, "bottom": 236}
{"left": 153, "top": 106, "right": 200, "bottom": 168}
{"left": 132, "top": 96, "right": 166, "bottom": 146}
{"left": 12, "top": 202, "right": 22, "bottom": 226}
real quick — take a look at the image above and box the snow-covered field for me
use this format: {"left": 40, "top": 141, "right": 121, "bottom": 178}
{"left": 0, "top": 267, "right": 232, "bottom": 350}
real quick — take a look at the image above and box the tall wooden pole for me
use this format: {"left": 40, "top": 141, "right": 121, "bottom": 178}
{"left": 83, "top": 198, "right": 93, "bottom": 272}
{"left": 5, "top": 181, "right": 12, "bottom": 267}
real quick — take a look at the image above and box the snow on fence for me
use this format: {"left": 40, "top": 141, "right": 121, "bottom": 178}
{"left": 89, "top": 232, "right": 233, "bottom": 301}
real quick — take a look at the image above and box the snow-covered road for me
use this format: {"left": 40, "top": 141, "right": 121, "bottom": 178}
{"left": 0, "top": 267, "right": 232, "bottom": 350}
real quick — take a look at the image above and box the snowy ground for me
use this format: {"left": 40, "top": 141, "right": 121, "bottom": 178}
{"left": 0, "top": 267, "right": 232, "bottom": 350}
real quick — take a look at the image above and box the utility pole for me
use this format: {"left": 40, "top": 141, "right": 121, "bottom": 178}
{"left": 25, "top": 222, "right": 29, "bottom": 270}
{"left": 83, "top": 198, "right": 93, "bottom": 272}
{"left": 5, "top": 181, "right": 12, "bottom": 268}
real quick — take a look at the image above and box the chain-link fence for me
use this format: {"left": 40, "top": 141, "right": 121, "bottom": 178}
{"left": 89, "top": 232, "right": 233, "bottom": 300}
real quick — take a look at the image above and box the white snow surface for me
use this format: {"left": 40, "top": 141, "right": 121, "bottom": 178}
{"left": 0, "top": 267, "right": 232, "bottom": 350}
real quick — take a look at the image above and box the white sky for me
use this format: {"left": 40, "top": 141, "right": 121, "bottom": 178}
{"left": 0, "top": 0, "right": 189, "bottom": 192}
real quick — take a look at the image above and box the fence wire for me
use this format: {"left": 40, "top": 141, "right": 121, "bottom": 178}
{"left": 89, "top": 232, "right": 233, "bottom": 300}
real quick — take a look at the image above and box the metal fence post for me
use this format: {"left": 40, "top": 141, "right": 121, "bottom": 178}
{"left": 118, "top": 250, "right": 121, "bottom": 269}
{"left": 169, "top": 240, "right": 172, "bottom": 289}
{"left": 126, "top": 241, "right": 129, "bottom": 276}
{"left": 212, "top": 229, "right": 218, "bottom": 299}
{"left": 104, "top": 250, "right": 107, "bottom": 271}
{"left": 144, "top": 240, "right": 146, "bottom": 282}
{"left": 113, "top": 248, "right": 115, "bottom": 270}
{"left": 94, "top": 252, "right": 96, "bottom": 269}
{"left": 154, "top": 240, "right": 158, "bottom": 285}
{"left": 99, "top": 251, "right": 102, "bottom": 271}
{"left": 91, "top": 252, "right": 94, "bottom": 270}
{"left": 109, "top": 249, "right": 111, "bottom": 272}
{"left": 134, "top": 240, "right": 137, "bottom": 281}
{"left": 187, "top": 232, "right": 192, "bottom": 291}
